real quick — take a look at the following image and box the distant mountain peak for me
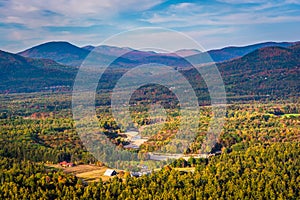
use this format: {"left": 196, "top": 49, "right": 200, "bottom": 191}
{"left": 18, "top": 41, "right": 90, "bottom": 66}
{"left": 87, "top": 45, "right": 134, "bottom": 56}
{"left": 81, "top": 45, "right": 95, "bottom": 51}
{"left": 174, "top": 49, "right": 202, "bottom": 57}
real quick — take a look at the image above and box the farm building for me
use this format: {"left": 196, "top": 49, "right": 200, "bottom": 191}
{"left": 130, "top": 170, "right": 152, "bottom": 177}
{"left": 104, "top": 169, "right": 117, "bottom": 176}
{"left": 59, "top": 161, "right": 74, "bottom": 167}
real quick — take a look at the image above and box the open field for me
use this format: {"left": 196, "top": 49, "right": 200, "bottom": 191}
{"left": 173, "top": 167, "right": 195, "bottom": 172}
{"left": 46, "top": 164, "right": 119, "bottom": 182}
{"left": 282, "top": 113, "right": 300, "bottom": 117}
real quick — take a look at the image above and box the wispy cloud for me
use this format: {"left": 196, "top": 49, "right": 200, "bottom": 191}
{"left": 0, "top": 0, "right": 164, "bottom": 28}
{"left": 143, "top": 1, "right": 300, "bottom": 26}
{"left": 0, "top": 0, "right": 299, "bottom": 52}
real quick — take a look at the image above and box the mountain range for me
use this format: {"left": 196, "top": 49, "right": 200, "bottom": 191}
{"left": 18, "top": 41, "right": 298, "bottom": 66}
{"left": 187, "top": 41, "right": 296, "bottom": 63}
{"left": 1, "top": 41, "right": 299, "bottom": 99}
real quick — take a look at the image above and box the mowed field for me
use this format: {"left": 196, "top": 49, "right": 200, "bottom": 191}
{"left": 173, "top": 167, "right": 195, "bottom": 172}
{"left": 46, "top": 164, "right": 120, "bottom": 182}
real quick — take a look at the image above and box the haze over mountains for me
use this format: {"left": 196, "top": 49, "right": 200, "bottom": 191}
{"left": 18, "top": 41, "right": 298, "bottom": 66}
{"left": 1, "top": 41, "right": 299, "bottom": 99}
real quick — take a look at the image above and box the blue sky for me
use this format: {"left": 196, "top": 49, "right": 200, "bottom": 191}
{"left": 0, "top": 0, "right": 299, "bottom": 52}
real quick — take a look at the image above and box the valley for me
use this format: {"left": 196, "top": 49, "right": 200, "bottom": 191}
{"left": 0, "top": 40, "right": 299, "bottom": 199}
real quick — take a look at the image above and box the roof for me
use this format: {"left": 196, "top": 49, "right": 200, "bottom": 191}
{"left": 104, "top": 169, "right": 117, "bottom": 176}
{"left": 59, "top": 161, "right": 74, "bottom": 167}
{"left": 124, "top": 131, "right": 139, "bottom": 137}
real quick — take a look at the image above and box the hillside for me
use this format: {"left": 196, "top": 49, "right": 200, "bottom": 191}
{"left": 187, "top": 41, "right": 298, "bottom": 64}
{"left": 0, "top": 50, "right": 75, "bottom": 93}
{"left": 180, "top": 44, "right": 300, "bottom": 99}
{"left": 219, "top": 44, "right": 300, "bottom": 98}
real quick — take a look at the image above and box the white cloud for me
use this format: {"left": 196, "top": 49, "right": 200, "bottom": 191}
{"left": 0, "top": 0, "right": 299, "bottom": 52}
{"left": 169, "top": 3, "right": 198, "bottom": 10}
{"left": 218, "top": 0, "right": 300, "bottom": 4}
{"left": 0, "top": 0, "right": 164, "bottom": 28}
{"left": 0, "top": 26, "right": 102, "bottom": 52}
{"left": 216, "top": 0, "right": 267, "bottom": 4}
{"left": 285, "top": 0, "right": 300, "bottom": 4}
{"left": 143, "top": 0, "right": 300, "bottom": 27}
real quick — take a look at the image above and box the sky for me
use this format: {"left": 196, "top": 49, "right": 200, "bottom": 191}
{"left": 0, "top": 0, "right": 300, "bottom": 53}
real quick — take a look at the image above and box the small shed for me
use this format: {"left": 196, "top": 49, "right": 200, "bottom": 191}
{"left": 104, "top": 169, "right": 117, "bottom": 176}
{"left": 130, "top": 172, "right": 141, "bottom": 177}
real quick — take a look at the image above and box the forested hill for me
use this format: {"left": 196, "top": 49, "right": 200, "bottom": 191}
{"left": 0, "top": 42, "right": 299, "bottom": 99}
{"left": 0, "top": 50, "right": 75, "bottom": 93}
{"left": 0, "top": 142, "right": 298, "bottom": 199}
{"left": 18, "top": 41, "right": 90, "bottom": 67}
{"left": 218, "top": 44, "right": 300, "bottom": 98}
{"left": 186, "top": 41, "right": 297, "bottom": 63}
